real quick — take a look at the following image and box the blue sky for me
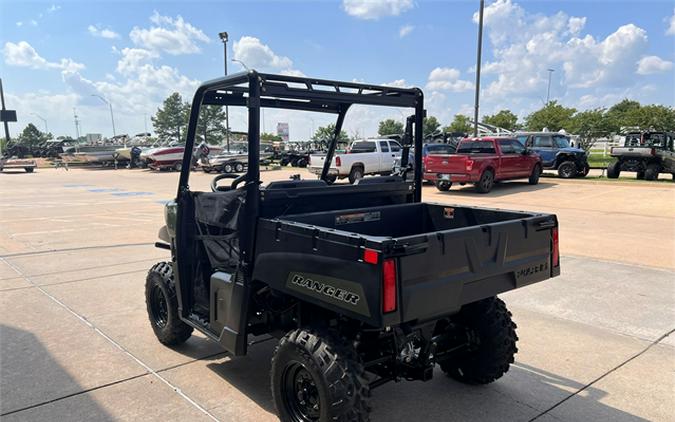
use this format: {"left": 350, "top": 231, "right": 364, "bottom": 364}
{"left": 1, "top": 0, "right": 674, "bottom": 139}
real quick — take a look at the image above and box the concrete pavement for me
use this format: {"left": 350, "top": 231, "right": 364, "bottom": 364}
{"left": 1, "top": 167, "right": 673, "bottom": 421}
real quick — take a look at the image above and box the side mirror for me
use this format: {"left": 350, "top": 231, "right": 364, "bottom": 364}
{"left": 521, "top": 148, "right": 529, "bottom": 155}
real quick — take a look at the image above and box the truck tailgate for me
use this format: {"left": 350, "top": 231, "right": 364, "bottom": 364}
{"left": 425, "top": 154, "right": 470, "bottom": 174}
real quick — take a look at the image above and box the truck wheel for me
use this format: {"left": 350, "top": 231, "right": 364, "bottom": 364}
{"left": 636, "top": 171, "right": 645, "bottom": 180}
{"left": 234, "top": 162, "right": 244, "bottom": 173}
{"left": 296, "top": 158, "right": 308, "bottom": 168}
{"left": 145, "top": 262, "right": 193, "bottom": 346}
{"left": 24, "top": 167, "right": 34, "bottom": 173}
{"left": 644, "top": 163, "right": 659, "bottom": 181}
{"left": 349, "top": 166, "right": 364, "bottom": 184}
{"left": 557, "top": 161, "right": 576, "bottom": 178}
{"left": 271, "top": 328, "right": 371, "bottom": 422}
{"left": 440, "top": 297, "right": 517, "bottom": 385}
{"left": 223, "top": 163, "right": 234, "bottom": 173}
{"left": 528, "top": 164, "right": 541, "bottom": 185}
{"left": 475, "top": 169, "right": 494, "bottom": 193}
{"left": 436, "top": 180, "right": 452, "bottom": 191}
{"left": 606, "top": 162, "right": 620, "bottom": 179}
{"left": 173, "top": 162, "right": 183, "bottom": 172}
{"left": 323, "top": 175, "right": 337, "bottom": 185}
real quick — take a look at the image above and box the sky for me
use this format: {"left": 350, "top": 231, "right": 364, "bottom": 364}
{"left": 1, "top": 0, "right": 674, "bottom": 140}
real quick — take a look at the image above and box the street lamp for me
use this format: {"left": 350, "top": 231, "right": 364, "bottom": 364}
{"left": 473, "top": 0, "right": 485, "bottom": 137}
{"left": 91, "top": 94, "right": 116, "bottom": 139}
{"left": 219, "top": 31, "right": 231, "bottom": 152}
{"left": 231, "top": 58, "right": 250, "bottom": 71}
{"left": 546, "top": 68, "right": 555, "bottom": 105}
{"left": 31, "top": 113, "right": 48, "bottom": 133}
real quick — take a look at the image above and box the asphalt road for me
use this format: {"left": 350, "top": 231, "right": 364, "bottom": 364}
{"left": 1, "top": 167, "right": 673, "bottom": 421}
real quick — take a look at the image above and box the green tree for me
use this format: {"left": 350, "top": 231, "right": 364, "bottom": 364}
{"left": 444, "top": 114, "right": 472, "bottom": 134}
{"left": 378, "top": 119, "right": 404, "bottom": 136}
{"left": 261, "top": 132, "right": 283, "bottom": 142}
{"left": 196, "top": 105, "right": 227, "bottom": 144}
{"left": 482, "top": 109, "right": 519, "bottom": 131}
{"left": 423, "top": 116, "right": 441, "bottom": 137}
{"left": 606, "top": 99, "right": 642, "bottom": 132}
{"left": 525, "top": 101, "right": 576, "bottom": 132}
{"left": 568, "top": 108, "right": 612, "bottom": 151}
{"left": 311, "top": 123, "right": 349, "bottom": 144}
{"left": 634, "top": 105, "right": 675, "bottom": 131}
{"left": 18, "top": 123, "right": 48, "bottom": 147}
{"left": 152, "top": 92, "right": 189, "bottom": 143}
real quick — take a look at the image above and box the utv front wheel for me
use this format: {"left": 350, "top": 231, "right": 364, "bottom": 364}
{"left": 271, "top": 329, "right": 371, "bottom": 422}
{"left": 440, "top": 297, "right": 518, "bottom": 385}
{"left": 145, "top": 262, "right": 193, "bottom": 346}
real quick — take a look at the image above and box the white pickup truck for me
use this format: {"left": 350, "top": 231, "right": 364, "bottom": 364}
{"left": 308, "top": 138, "right": 403, "bottom": 183}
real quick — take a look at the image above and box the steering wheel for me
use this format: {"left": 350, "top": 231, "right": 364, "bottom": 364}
{"left": 210, "top": 173, "right": 246, "bottom": 192}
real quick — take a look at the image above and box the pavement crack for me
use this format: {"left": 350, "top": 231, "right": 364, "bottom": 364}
{"left": 0, "top": 242, "right": 155, "bottom": 258}
{"left": 528, "top": 327, "right": 675, "bottom": 421}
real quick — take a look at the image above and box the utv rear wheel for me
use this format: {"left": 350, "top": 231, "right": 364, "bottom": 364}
{"left": 644, "top": 163, "right": 659, "bottom": 181}
{"left": 607, "top": 162, "right": 620, "bottom": 179}
{"left": 349, "top": 166, "right": 364, "bottom": 184}
{"left": 528, "top": 164, "right": 541, "bottom": 185}
{"left": 475, "top": 169, "right": 494, "bottom": 193}
{"left": 557, "top": 161, "right": 576, "bottom": 178}
{"left": 436, "top": 180, "right": 451, "bottom": 191}
{"left": 145, "top": 262, "right": 193, "bottom": 346}
{"left": 271, "top": 328, "right": 371, "bottom": 422}
{"left": 440, "top": 297, "right": 517, "bottom": 385}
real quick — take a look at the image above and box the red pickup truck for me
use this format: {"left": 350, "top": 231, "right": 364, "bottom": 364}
{"left": 425, "top": 137, "right": 543, "bottom": 193}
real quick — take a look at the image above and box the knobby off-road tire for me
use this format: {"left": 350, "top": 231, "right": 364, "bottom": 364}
{"left": 644, "top": 163, "right": 659, "bottom": 181}
{"left": 475, "top": 169, "right": 494, "bottom": 193}
{"left": 557, "top": 161, "right": 576, "bottom": 178}
{"left": 271, "top": 328, "right": 371, "bottom": 422}
{"left": 606, "top": 162, "right": 620, "bottom": 179}
{"left": 528, "top": 164, "right": 541, "bottom": 185}
{"left": 145, "top": 262, "right": 193, "bottom": 346}
{"left": 440, "top": 297, "right": 518, "bottom": 385}
{"left": 436, "top": 180, "right": 452, "bottom": 191}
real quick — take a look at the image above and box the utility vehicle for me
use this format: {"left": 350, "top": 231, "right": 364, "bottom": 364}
{"left": 146, "top": 71, "right": 561, "bottom": 422}
{"left": 607, "top": 131, "right": 675, "bottom": 180}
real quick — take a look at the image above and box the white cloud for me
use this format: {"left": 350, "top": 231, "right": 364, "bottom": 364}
{"left": 15, "top": 21, "right": 23, "bottom": 27}
{"left": 637, "top": 55, "right": 673, "bottom": 75}
{"left": 667, "top": 8, "right": 675, "bottom": 36}
{"left": 47, "top": 4, "right": 61, "bottom": 13}
{"left": 232, "top": 36, "right": 293, "bottom": 70}
{"left": 426, "top": 67, "right": 474, "bottom": 92}
{"left": 399, "top": 24, "right": 414, "bottom": 38}
{"left": 343, "top": 0, "right": 413, "bottom": 20}
{"left": 383, "top": 79, "right": 409, "bottom": 88}
{"left": 567, "top": 17, "right": 586, "bottom": 35}
{"left": 3, "top": 41, "right": 84, "bottom": 72}
{"left": 115, "top": 48, "right": 159, "bottom": 75}
{"left": 88, "top": 25, "right": 120, "bottom": 39}
{"left": 129, "top": 11, "right": 209, "bottom": 55}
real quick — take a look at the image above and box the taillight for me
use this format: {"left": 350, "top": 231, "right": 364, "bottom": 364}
{"left": 363, "top": 248, "right": 379, "bottom": 264}
{"left": 382, "top": 259, "right": 397, "bottom": 313}
{"left": 336, "top": 156, "right": 342, "bottom": 167}
{"left": 465, "top": 159, "right": 474, "bottom": 172}
{"left": 552, "top": 227, "right": 559, "bottom": 267}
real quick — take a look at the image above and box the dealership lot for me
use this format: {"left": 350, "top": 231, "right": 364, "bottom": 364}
{"left": 1, "top": 168, "right": 673, "bottom": 421}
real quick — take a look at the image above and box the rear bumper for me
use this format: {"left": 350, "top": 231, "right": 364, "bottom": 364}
{"left": 432, "top": 172, "right": 475, "bottom": 183}
{"left": 308, "top": 167, "right": 338, "bottom": 176}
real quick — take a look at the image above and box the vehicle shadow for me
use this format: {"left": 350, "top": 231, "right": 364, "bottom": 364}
{"left": 436, "top": 180, "right": 556, "bottom": 198}
{"left": 204, "top": 336, "right": 648, "bottom": 421}
{"left": 0, "top": 325, "right": 114, "bottom": 421}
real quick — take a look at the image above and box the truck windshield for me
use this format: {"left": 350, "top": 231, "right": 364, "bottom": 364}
{"left": 426, "top": 144, "right": 455, "bottom": 154}
{"left": 350, "top": 141, "right": 377, "bottom": 153}
{"left": 554, "top": 136, "right": 571, "bottom": 148}
{"left": 457, "top": 141, "right": 496, "bottom": 154}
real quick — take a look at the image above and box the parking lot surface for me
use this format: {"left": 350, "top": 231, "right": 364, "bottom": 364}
{"left": 1, "top": 167, "right": 673, "bottom": 421}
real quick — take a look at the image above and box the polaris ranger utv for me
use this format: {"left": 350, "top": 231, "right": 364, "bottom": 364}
{"left": 146, "top": 71, "right": 561, "bottom": 421}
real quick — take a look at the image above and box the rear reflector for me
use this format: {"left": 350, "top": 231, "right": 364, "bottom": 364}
{"left": 363, "top": 248, "right": 379, "bottom": 264}
{"left": 336, "top": 156, "right": 342, "bottom": 167}
{"left": 552, "top": 227, "right": 559, "bottom": 267}
{"left": 382, "top": 259, "right": 397, "bottom": 313}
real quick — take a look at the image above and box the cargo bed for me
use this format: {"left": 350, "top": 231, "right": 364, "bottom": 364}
{"left": 253, "top": 202, "right": 559, "bottom": 327}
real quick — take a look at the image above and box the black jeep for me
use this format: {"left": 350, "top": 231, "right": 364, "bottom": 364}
{"left": 146, "top": 71, "right": 561, "bottom": 421}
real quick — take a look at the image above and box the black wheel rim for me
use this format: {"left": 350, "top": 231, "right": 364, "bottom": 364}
{"left": 481, "top": 172, "right": 493, "bottom": 190}
{"left": 282, "top": 361, "right": 321, "bottom": 421}
{"left": 150, "top": 285, "right": 169, "bottom": 328}
{"left": 561, "top": 165, "right": 573, "bottom": 177}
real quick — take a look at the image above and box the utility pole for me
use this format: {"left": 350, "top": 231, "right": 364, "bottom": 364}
{"left": 219, "top": 32, "right": 230, "bottom": 152}
{"left": 144, "top": 113, "right": 148, "bottom": 133}
{"left": 91, "top": 94, "right": 116, "bottom": 138}
{"left": 31, "top": 113, "right": 48, "bottom": 132}
{"left": 546, "top": 68, "right": 555, "bottom": 105}
{"left": 73, "top": 108, "right": 80, "bottom": 140}
{"left": 473, "top": 0, "right": 485, "bottom": 137}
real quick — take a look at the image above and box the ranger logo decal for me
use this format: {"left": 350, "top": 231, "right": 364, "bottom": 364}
{"left": 286, "top": 272, "right": 370, "bottom": 317}
{"left": 291, "top": 274, "right": 360, "bottom": 305}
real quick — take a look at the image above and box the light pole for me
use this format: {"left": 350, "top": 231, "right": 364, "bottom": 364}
{"left": 91, "top": 94, "right": 116, "bottom": 139}
{"left": 219, "top": 31, "right": 231, "bottom": 152}
{"left": 545, "top": 68, "right": 555, "bottom": 105}
{"left": 31, "top": 113, "right": 48, "bottom": 133}
{"left": 473, "top": 0, "right": 485, "bottom": 137}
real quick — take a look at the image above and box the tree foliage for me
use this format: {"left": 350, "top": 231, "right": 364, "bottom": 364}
{"left": 196, "top": 105, "right": 227, "bottom": 144}
{"left": 482, "top": 109, "right": 519, "bottom": 131}
{"left": 377, "top": 119, "right": 404, "bottom": 136}
{"left": 525, "top": 101, "right": 577, "bottom": 132}
{"left": 18, "top": 123, "right": 50, "bottom": 147}
{"left": 568, "top": 108, "right": 612, "bottom": 151}
{"left": 260, "top": 132, "right": 283, "bottom": 142}
{"left": 423, "top": 116, "right": 440, "bottom": 137}
{"left": 311, "top": 123, "right": 349, "bottom": 143}
{"left": 152, "top": 92, "right": 189, "bottom": 143}
{"left": 444, "top": 114, "right": 472, "bottom": 134}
